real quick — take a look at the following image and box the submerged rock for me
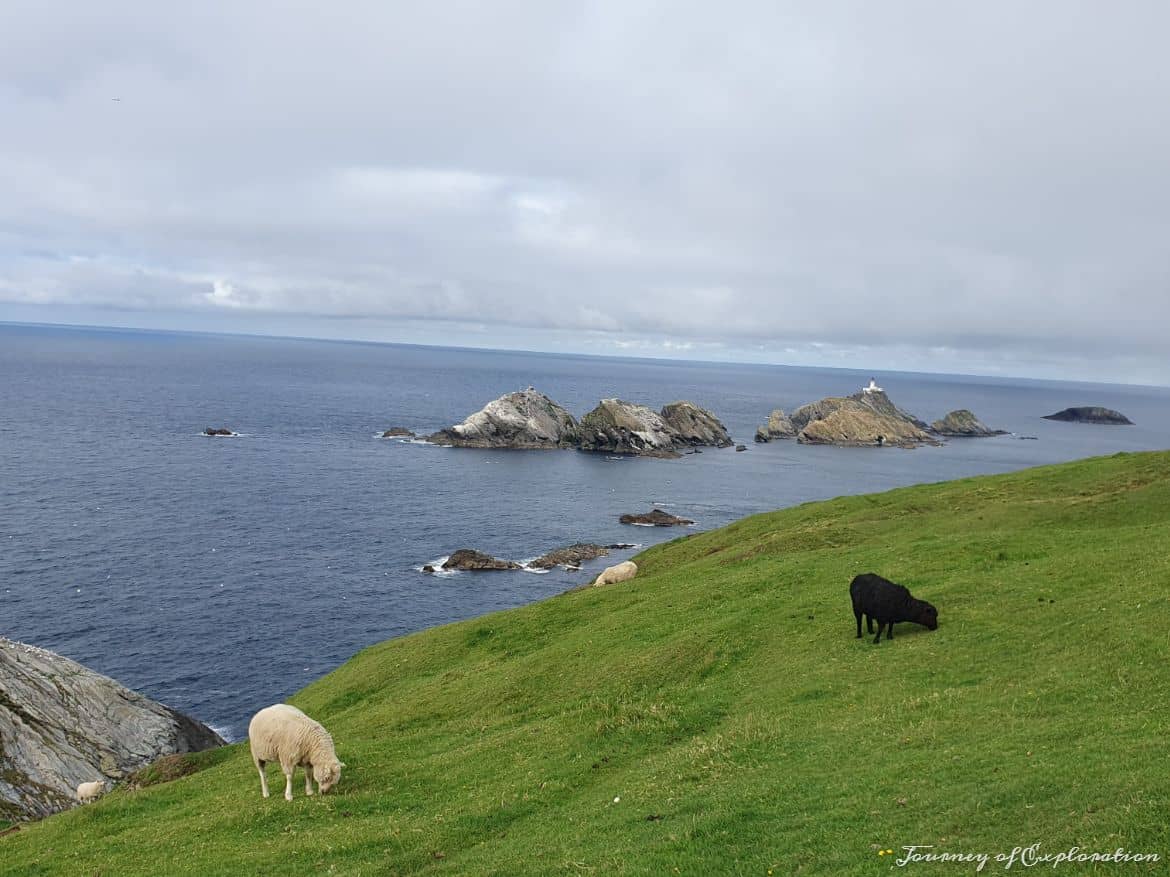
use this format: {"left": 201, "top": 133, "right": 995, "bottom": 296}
{"left": 577, "top": 399, "right": 731, "bottom": 457}
{"left": 735, "top": 444, "right": 747, "bottom": 452}
{"left": 931, "top": 409, "right": 1006, "bottom": 437}
{"left": 203, "top": 427, "right": 234, "bottom": 436}
{"left": 428, "top": 388, "right": 578, "bottom": 449}
{"left": 619, "top": 509, "right": 695, "bottom": 527}
{"left": 529, "top": 543, "right": 611, "bottom": 570}
{"left": 441, "top": 549, "right": 522, "bottom": 571}
{"left": 0, "top": 638, "right": 224, "bottom": 822}
{"left": 1042, "top": 407, "right": 1133, "bottom": 425}
{"left": 381, "top": 427, "right": 415, "bottom": 438}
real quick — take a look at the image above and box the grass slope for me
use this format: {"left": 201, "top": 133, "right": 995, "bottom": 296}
{"left": 4, "top": 451, "right": 1169, "bottom": 876}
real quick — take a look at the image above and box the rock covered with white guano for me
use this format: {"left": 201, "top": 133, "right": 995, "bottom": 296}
{"left": 428, "top": 387, "right": 579, "bottom": 449}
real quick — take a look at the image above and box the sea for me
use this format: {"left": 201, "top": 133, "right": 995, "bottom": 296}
{"left": 2, "top": 322, "right": 1169, "bottom": 741}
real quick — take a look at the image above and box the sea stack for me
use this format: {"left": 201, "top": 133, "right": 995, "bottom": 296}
{"left": 930, "top": 410, "right": 1006, "bottom": 437}
{"left": 428, "top": 387, "right": 579, "bottom": 449}
{"left": 576, "top": 399, "right": 731, "bottom": 457}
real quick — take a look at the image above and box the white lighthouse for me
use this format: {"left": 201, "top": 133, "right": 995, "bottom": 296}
{"left": 862, "top": 377, "right": 883, "bottom": 395}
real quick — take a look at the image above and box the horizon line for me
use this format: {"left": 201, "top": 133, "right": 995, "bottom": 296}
{"left": 1, "top": 317, "right": 1165, "bottom": 392}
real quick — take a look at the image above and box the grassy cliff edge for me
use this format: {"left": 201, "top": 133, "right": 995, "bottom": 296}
{"left": 4, "top": 451, "right": 1168, "bottom": 875}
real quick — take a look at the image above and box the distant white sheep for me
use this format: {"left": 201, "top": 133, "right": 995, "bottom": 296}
{"left": 76, "top": 780, "right": 106, "bottom": 803}
{"left": 248, "top": 704, "right": 344, "bottom": 801}
{"left": 593, "top": 560, "right": 638, "bottom": 587}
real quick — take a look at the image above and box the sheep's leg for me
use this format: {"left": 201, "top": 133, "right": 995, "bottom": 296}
{"left": 886, "top": 622, "right": 894, "bottom": 640}
{"left": 873, "top": 622, "right": 883, "bottom": 644}
{"left": 305, "top": 769, "right": 314, "bottom": 796}
{"left": 255, "top": 758, "right": 270, "bottom": 798}
{"left": 854, "top": 609, "right": 863, "bottom": 638}
{"left": 281, "top": 761, "right": 295, "bottom": 801}
{"left": 866, "top": 615, "right": 875, "bottom": 634}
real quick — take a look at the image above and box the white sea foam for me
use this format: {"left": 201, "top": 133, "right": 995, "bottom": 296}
{"left": 416, "top": 556, "right": 458, "bottom": 576}
{"left": 210, "top": 723, "right": 236, "bottom": 742}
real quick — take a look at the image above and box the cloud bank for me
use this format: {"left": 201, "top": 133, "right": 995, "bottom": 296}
{"left": 2, "top": 1, "right": 1168, "bottom": 382}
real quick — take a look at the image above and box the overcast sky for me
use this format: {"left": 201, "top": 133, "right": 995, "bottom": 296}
{"left": 2, "top": 2, "right": 1168, "bottom": 383}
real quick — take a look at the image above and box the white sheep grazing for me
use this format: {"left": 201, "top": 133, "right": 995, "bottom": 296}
{"left": 76, "top": 780, "right": 105, "bottom": 803}
{"left": 248, "top": 703, "right": 344, "bottom": 801}
{"left": 593, "top": 560, "right": 638, "bottom": 587}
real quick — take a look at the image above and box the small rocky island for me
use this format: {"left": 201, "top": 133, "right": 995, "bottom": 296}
{"left": 440, "top": 549, "right": 522, "bottom": 571}
{"left": 577, "top": 399, "right": 732, "bottom": 457}
{"left": 931, "top": 409, "right": 1007, "bottom": 437}
{"left": 791, "top": 381, "right": 938, "bottom": 448}
{"left": 426, "top": 543, "right": 638, "bottom": 573}
{"left": 428, "top": 388, "right": 732, "bottom": 458}
{"left": 202, "top": 426, "right": 234, "bottom": 436}
{"left": 757, "top": 380, "right": 1004, "bottom": 448}
{"left": 381, "top": 427, "right": 415, "bottom": 438}
{"left": 1043, "top": 406, "right": 1133, "bottom": 425}
{"left": 0, "top": 638, "right": 224, "bottom": 821}
{"left": 620, "top": 509, "right": 695, "bottom": 526}
{"left": 428, "top": 388, "right": 578, "bottom": 450}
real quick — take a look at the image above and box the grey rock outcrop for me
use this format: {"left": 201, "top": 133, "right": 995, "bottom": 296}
{"left": 577, "top": 399, "right": 731, "bottom": 457}
{"left": 754, "top": 409, "right": 796, "bottom": 442}
{"left": 428, "top": 388, "right": 578, "bottom": 449}
{"left": 0, "top": 638, "right": 224, "bottom": 822}
{"left": 931, "top": 409, "right": 1006, "bottom": 437}
{"left": 441, "top": 549, "right": 522, "bottom": 571}
{"left": 381, "top": 427, "right": 415, "bottom": 438}
{"left": 619, "top": 509, "right": 695, "bottom": 526}
{"left": 1042, "top": 407, "right": 1133, "bottom": 425}
{"left": 529, "top": 544, "right": 612, "bottom": 570}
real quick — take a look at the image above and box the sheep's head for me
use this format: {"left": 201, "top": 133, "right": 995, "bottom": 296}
{"left": 313, "top": 759, "right": 344, "bottom": 794}
{"left": 914, "top": 600, "right": 939, "bottom": 630}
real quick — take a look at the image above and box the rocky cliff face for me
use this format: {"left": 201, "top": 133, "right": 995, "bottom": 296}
{"left": 577, "top": 399, "right": 731, "bottom": 457}
{"left": 931, "top": 409, "right": 1005, "bottom": 436}
{"left": 428, "top": 388, "right": 579, "bottom": 449}
{"left": 0, "top": 638, "right": 224, "bottom": 821}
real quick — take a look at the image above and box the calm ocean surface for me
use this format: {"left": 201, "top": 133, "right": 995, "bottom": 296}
{"left": 3, "top": 322, "right": 1169, "bottom": 739}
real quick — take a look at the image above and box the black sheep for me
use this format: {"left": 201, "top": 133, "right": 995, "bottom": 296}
{"left": 849, "top": 573, "right": 938, "bottom": 644}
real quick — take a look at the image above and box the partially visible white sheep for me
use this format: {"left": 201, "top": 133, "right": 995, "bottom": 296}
{"left": 593, "top": 560, "right": 638, "bottom": 587}
{"left": 76, "top": 780, "right": 106, "bottom": 803}
{"left": 248, "top": 704, "right": 344, "bottom": 801}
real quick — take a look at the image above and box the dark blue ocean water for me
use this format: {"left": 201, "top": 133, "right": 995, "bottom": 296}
{"left": 2, "top": 322, "right": 1168, "bottom": 739}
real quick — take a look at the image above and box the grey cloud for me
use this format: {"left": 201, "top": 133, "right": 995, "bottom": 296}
{"left": 2, "top": 1, "right": 1169, "bottom": 381}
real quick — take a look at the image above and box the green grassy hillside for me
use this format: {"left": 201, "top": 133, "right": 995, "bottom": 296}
{"left": 4, "top": 451, "right": 1169, "bottom": 875}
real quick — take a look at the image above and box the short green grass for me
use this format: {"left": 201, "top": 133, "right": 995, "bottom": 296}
{"left": 4, "top": 451, "right": 1169, "bottom": 875}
